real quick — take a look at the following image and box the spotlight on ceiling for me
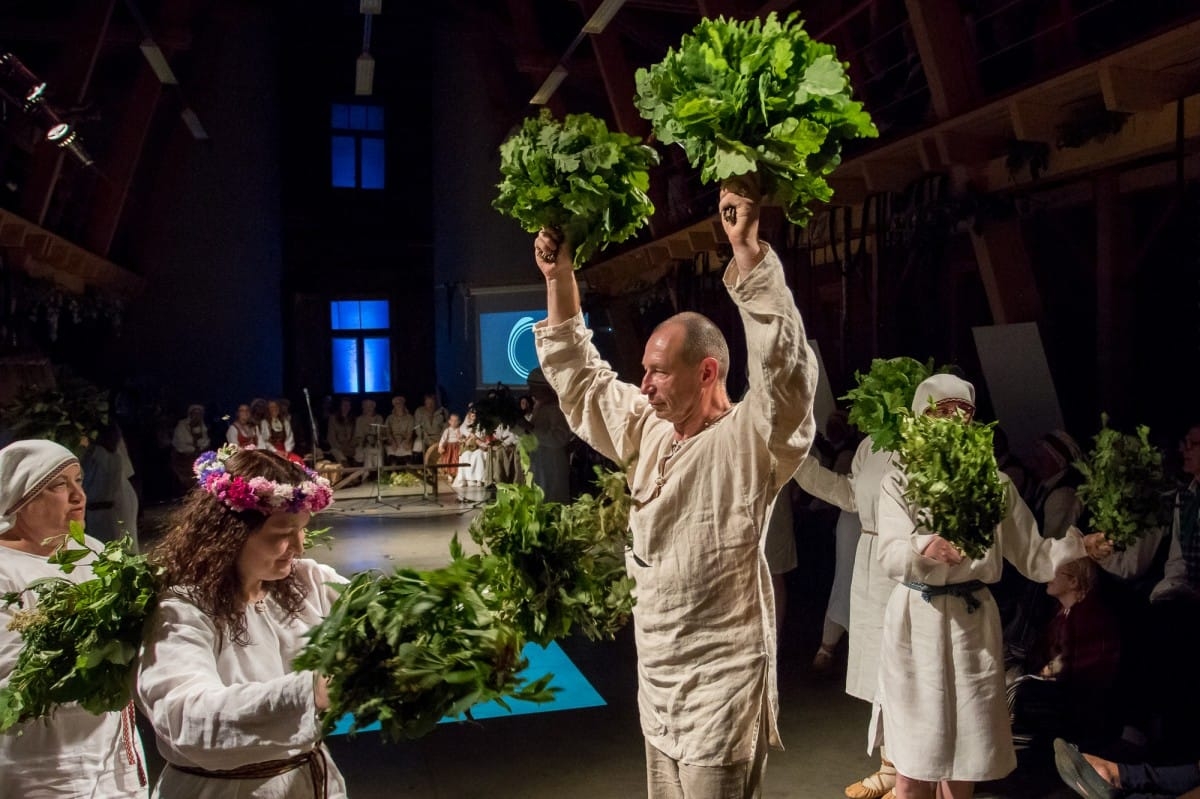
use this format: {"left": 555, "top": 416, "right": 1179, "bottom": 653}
{"left": 46, "top": 122, "right": 93, "bottom": 166}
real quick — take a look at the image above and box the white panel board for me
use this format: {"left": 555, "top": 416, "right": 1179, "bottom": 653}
{"left": 972, "top": 322, "right": 1063, "bottom": 462}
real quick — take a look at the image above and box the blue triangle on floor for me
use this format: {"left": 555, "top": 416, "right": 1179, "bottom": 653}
{"left": 328, "top": 640, "right": 606, "bottom": 736}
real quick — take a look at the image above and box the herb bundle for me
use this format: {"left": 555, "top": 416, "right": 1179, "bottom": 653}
{"left": 293, "top": 550, "right": 554, "bottom": 741}
{"left": 634, "top": 12, "right": 877, "bottom": 225}
{"left": 468, "top": 467, "right": 635, "bottom": 645}
{"left": 1076, "top": 415, "right": 1170, "bottom": 548}
{"left": 0, "top": 526, "right": 162, "bottom": 732}
{"left": 842, "top": 357, "right": 934, "bottom": 453}
{"left": 493, "top": 109, "right": 659, "bottom": 267}
{"left": 294, "top": 464, "right": 634, "bottom": 739}
{"left": 897, "top": 414, "right": 1007, "bottom": 561}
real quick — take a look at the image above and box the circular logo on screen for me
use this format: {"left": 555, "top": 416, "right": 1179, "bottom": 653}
{"left": 507, "top": 316, "right": 538, "bottom": 380}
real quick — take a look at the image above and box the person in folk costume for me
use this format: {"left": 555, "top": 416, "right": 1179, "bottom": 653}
{"left": 258, "top": 400, "right": 297, "bottom": 462}
{"left": 225, "top": 404, "right": 259, "bottom": 448}
{"left": 170, "top": 404, "right": 211, "bottom": 492}
{"left": 325, "top": 398, "right": 356, "bottom": 466}
{"left": 531, "top": 180, "right": 818, "bottom": 797}
{"left": 436, "top": 413, "right": 463, "bottom": 480}
{"left": 413, "top": 393, "right": 449, "bottom": 465}
{"left": 136, "top": 446, "right": 346, "bottom": 798}
{"left": 0, "top": 439, "right": 149, "bottom": 798}
{"left": 793, "top": 361, "right": 922, "bottom": 799}
{"left": 384, "top": 395, "right": 415, "bottom": 465}
{"left": 872, "top": 374, "right": 1085, "bottom": 799}
{"left": 351, "top": 398, "right": 384, "bottom": 473}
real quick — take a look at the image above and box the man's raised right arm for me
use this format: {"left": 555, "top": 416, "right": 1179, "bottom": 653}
{"left": 535, "top": 228, "right": 580, "bottom": 326}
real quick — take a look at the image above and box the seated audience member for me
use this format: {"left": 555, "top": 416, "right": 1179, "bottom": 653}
{"left": 1001, "top": 429, "right": 1088, "bottom": 665}
{"left": 454, "top": 409, "right": 489, "bottom": 488}
{"left": 413, "top": 393, "right": 449, "bottom": 465}
{"left": 326, "top": 398, "right": 355, "bottom": 465}
{"left": 258, "top": 399, "right": 296, "bottom": 460}
{"left": 1008, "top": 557, "right": 1121, "bottom": 750}
{"left": 351, "top": 398, "right": 384, "bottom": 474}
{"left": 170, "top": 404, "right": 210, "bottom": 491}
{"left": 1054, "top": 738, "right": 1200, "bottom": 799}
{"left": 384, "top": 396, "right": 414, "bottom": 465}
{"left": 225, "top": 404, "right": 259, "bottom": 448}
{"left": 437, "top": 413, "right": 462, "bottom": 480}
{"left": 994, "top": 426, "right": 1033, "bottom": 504}
{"left": 487, "top": 422, "right": 521, "bottom": 485}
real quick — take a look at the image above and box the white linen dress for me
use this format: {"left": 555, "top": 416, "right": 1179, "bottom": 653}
{"left": 137, "top": 559, "right": 349, "bottom": 798}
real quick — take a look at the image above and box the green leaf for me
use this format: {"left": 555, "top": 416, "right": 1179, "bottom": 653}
{"left": 1076, "top": 414, "right": 1171, "bottom": 548}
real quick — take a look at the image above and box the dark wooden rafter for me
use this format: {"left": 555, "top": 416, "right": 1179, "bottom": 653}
{"left": 83, "top": 0, "right": 207, "bottom": 257}
{"left": 579, "top": 0, "right": 647, "bottom": 137}
{"left": 903, "top": 0, "right": 981, "bottom": 119}
{"left": 507, "top": 0, "right": 568, "bottom": 117}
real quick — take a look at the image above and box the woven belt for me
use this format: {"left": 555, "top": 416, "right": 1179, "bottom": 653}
{"left": 170, "top": 747, "right": 328, "bottom": 798}
{"left": 902, "top": 580, "right": 987, "bottom": 613}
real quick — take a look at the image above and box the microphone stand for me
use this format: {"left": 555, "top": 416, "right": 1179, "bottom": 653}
{"left": 302, "top": 388, "right": 321, "bottom": 467}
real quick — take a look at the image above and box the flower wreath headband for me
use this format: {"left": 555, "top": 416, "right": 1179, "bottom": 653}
{"left": 193, "top": 444, "right": 333, "bottom": 514}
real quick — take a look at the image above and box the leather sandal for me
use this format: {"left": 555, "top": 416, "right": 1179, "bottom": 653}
{"left": 844, "top": 766, "right": 896, "bottom": 799}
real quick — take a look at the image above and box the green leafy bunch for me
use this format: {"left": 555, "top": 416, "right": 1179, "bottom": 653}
{"left": 293, "top": 548, "right": 555, "bottom": 742}
{"left": 1075, "top": 414, "right": 1170, "bottom": 548}
{"left": 0, "top": 525, "right": 162, "bottom": 732}
{"left": 897, "top": 413, "right": 1007, "bottom": 561}
{"left": 1, "top": 377, "right": 110, "bottom": 454}
{"left": 842, "top": 357, "right": 935, "bottom": 452}
{"left": 493, "top": 109, "right": 659, "bottom": 267}
{"left": 468, "top": 465, "right": 635, "bottom": 646}
{"left": 634, "top": 12, "right": 878, "bottom": 226}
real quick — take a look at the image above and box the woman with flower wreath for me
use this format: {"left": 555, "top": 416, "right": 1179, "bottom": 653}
{"left": 136, "top": 445, "right": 347, "bottom": 798}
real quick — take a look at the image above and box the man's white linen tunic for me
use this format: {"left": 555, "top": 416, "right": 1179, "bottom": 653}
{"left": 873, "top": 472, "right": 1084, "bottom": 782}
{"left": 137, "top": 559, "right": 348, "bottom": 798}
{"left": 534, "top": 249, "right": 817, "bottom": 766}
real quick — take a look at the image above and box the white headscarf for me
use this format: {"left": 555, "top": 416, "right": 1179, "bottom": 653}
{"left": 0, "top": 439, "right": 79, "bottom": 535}
{"left": 910, "top": 373, "right": 976, "bottom": 415}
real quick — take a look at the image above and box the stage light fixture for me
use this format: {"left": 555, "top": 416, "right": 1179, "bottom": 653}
{"left": 46, "top": 122, "right": 93, "bottom": 166}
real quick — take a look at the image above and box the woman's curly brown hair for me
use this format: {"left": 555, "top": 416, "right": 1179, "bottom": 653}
{"left": 150, "top": 448, "right": 312, "bottom": 645}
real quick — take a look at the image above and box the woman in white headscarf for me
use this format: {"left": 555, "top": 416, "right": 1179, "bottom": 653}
{"left": 872, "top": 376, "right": 1086, "bottom": 799}
{"left": 0, "top": 439, "right": 148, "bottom": 798}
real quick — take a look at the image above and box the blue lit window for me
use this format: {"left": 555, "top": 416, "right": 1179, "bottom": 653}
{"left": 331, "top": 299, "right": 390, "bottom": 393}
{"left": 331, "top": 103, "right": 384, "bottom": 190}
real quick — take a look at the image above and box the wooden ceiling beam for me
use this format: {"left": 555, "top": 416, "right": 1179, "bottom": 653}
{"left": 580, "top": 0, "right": 648, "bottom": 137}
{"left": 0, "top": 20, "right": 192, "bottom": 50}
{"left": 904, "top": 0, "right": 982, "bottom": 119}
{"left": 1099, "top": 65, "right": 1200, "bottom": 113}
{"left": 1008, "top": 99, "right": 1062, "bottom": 143}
